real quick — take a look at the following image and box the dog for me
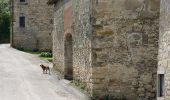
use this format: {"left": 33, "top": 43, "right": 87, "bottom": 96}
{"left": 40, "top": 64, "right": 50, "bottom": 75}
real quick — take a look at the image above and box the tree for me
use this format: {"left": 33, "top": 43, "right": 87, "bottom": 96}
{"left": 0, "top": 0, "right": 10, "bottom": 43}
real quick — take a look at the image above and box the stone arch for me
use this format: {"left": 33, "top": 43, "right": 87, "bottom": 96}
{"left": 64, "top": 33, "right": 73, "bottom": 80}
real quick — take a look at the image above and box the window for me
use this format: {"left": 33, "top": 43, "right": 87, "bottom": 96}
{"left": 158, "top": 74, "right": 164, "bottom": 97}
{"left": 20, "top": 0, "right": 25, "bottom": 2}
{"left": 19, "top": 16, "right": 25, "bottom": 28}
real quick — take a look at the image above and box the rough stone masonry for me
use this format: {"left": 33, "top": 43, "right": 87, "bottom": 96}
{"left": 49, "top": 0, "right": 160, "bottom": 99}
{"left": 158, "top": 0, "right": 170, "bottom": 100}
{"left": 12, "top": 0, "right": 53, "bottom": 51}
{"left": 91, "top": 0, "right": 159, "bottom": 99}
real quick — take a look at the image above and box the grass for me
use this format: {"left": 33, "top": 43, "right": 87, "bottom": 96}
{"left": 29, "top": 51, "right": 41, "bottom": 55}
{"left": 69, "top": 81, "right": 86, "bottom": 92}
{"left": 28, "top": 51, "right": 53, "bottom": 62}
{"left": 40, "top": 56, "right": 53, "bottom": 62}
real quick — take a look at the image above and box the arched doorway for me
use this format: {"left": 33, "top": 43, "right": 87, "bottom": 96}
{"left": 64, "top": 33, "right": 73, "bottom": 80}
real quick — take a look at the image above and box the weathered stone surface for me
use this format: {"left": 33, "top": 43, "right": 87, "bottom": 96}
{"left": 72, "top": 0, "right": 92, "bottom": 92}
{"left": 52, "top": 0, "right": 160, "bottom": 99}
{"left": 52, "top": 0, "right": 92, "bottom": 89}
{"left": 91, "top": 0, "right": 159, "bottom": 99}
{"left": 52, "top": 0, "right": 65, "bottom": 74}
{"left": 158, "top": 0, "right": 170, "bottom": 100}
{"left": 12, "top": 0, "right": 53, "bottom": 51}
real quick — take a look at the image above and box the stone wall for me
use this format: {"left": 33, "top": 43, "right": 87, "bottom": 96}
{"left": 158, "top": 0, "right": 170, "bottom": 100}
{"left": 53, "top": 0, "right": 93, "bottom": 93}
{"left": 91, "top": 0, "right": 160, "bottom": 99}
{"left": 52, "top": 0, "right": 160, "bottom": 99}
{"left": 72, "top": 0, "right": 93, "bottom": 95}
{"left": 12, "top": 0, "right": 53, "bottom": 51}
{"left": 53, "top": 0, "right": 65, "bottom": 74}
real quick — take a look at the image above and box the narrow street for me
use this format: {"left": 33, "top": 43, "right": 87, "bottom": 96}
{"left": 0, "top": 44, "right": 89, "bottom": 100}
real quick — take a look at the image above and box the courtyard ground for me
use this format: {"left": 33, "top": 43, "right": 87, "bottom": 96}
{"left": 0, "top": 44, "right": 89, "bottom": 100}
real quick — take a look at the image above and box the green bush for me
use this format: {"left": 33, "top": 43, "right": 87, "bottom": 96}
{"left": 0, "top": 0, "right": 10, "bottom": 43}
{"left": 40, "top": 52, "right": 52, "bottom": 57}
{"left": 14, "top": 45, "right": 24, "bottom": 51}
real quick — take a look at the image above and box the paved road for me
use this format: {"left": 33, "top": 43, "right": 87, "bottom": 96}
{"left": 0, "top": 44, "right": 89, "bottom": 100}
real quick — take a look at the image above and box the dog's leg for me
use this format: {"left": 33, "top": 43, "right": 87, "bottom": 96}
{"left": 43, "top": 69, "right": 45, "bottom": 74}
{"left": 46, "top": 69, "right": 48, "bottom": 74}
{"left": 48, "top": 68, "right": 51, "bottom": 75}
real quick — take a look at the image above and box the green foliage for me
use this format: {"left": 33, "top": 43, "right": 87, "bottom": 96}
{"left": 26, "top": 51, "right": 53, "bottom": 62}
{"left": 17, "top": 48, "right": 53, "bottom": 61}
{"left": 41, "top": 57, "right": 53, "bottom": 62}
{"left": 13, "top": 44, "right": 24, "bottom": 51}
{"left": 69, "top": 80, "right": 86, "bottom": 92}
{"left": 0, "top": 0, "right": 10, "bottom": 13}
{"left": 40, "top": 52, "right": 52, "bottom": 57}
{"left": 0, "top": 0, "right": 10, "bottom": 43}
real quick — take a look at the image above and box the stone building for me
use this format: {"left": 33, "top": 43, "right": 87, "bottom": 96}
{"left": 158, "top": 0, "right": 170, "bottom": 100}
{"left": 48, "top": 0, "right": 160, "bottom": 99}
{"left": 11, "top": 0, "right": 53, "bottom": 51}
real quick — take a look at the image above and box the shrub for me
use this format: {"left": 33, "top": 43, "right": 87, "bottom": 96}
{"left": 40, "top": 52, "right": 52, "bottom": 57}
{"left": 14, "top": 45, "right": 24, "bottom": 51}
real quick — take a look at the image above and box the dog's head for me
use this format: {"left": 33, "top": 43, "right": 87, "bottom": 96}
{"left": 40, "top": 64, "right": 44, "bottom": 67}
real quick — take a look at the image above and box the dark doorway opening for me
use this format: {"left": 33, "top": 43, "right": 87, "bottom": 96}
{"left": 64, "top": 33, "right": 73, "bottom": 80}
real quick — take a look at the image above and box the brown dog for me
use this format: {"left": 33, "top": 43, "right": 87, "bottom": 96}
{"left": 40, "top": 64, "right": 50, "bottom": 75}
